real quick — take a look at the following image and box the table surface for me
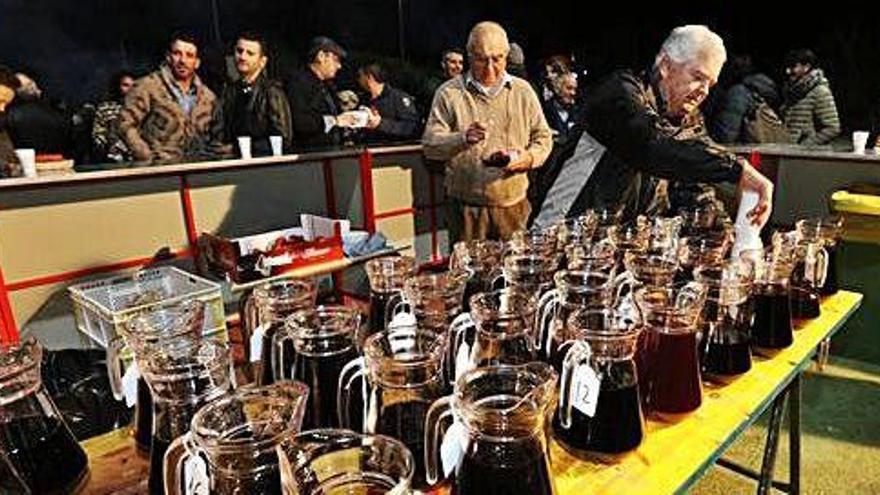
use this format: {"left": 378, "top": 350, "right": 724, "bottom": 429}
{"left": 78, "top": 291, "right": 863, "bottom": 495}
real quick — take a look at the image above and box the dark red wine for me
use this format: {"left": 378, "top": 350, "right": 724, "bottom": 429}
{"left": 452, "top": 436, "right": 553, "bottom": 495}
{"left": 376, "top": 401, "right": 431, "bottom": 489}
{"left": 149, "top": 436, "right": 171, "bottom": 495}
{"left": 211, "top": 425, "right": 283, "bottom": 494}
{"left": 649, "top": 330, "right": 702, "bottom": 417}
{"left": 369, "top": 291, "right": 394, "bottom": 335}
{"left": 553, "top": 362, "right": 643, "bottom": 457}
{"left": 820, "top": 244, "right": 839, "bottom": 295}
{"left": 293, "top": 348, "right": 359, "bottom": 429}
{"left": 0, "top": 416, "right": 89, "bottom": 494}
{"left": 751, "top": 284, "right": 793, "bottom": 350}
{"left": 790, "top": 287, "right": 821, "bottom": 320}
{"left": 702, "top": 321, "right": 752, "bottom": 380}
{"left": 135, "top": 377, "right": 153, "bottom": 451}
{"left": 259, "top": 322, "right": 287, "bottom": 386}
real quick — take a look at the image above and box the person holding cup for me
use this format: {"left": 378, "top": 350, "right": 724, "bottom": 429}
{"left": 0, "top": 64, "right": 22, "bottom": 178}
{"left": 217, "top": 30, "right": 293, "bottom": 158}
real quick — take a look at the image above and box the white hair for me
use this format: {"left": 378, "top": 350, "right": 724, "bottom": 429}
{"left": 655, "top": 25, "right": 726, "bottom": 67}
{"left": 467, "top": 21, "right": 509, "bottom": 55}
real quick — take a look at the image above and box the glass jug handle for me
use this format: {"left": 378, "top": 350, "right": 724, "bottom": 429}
{"left": 337, "top": 356, "right": 367, "bottom": 429}
{"left": 271, "top": 326, "right": 297, "bottom": 382}
{"left": 106, "top": 336, "right": 127, "bottom": 401}
{"left": 489, "top": 271, "right": 507, "bottom": 291}
{"left": 241, "top": 290, "right": 259, "bottom": 361}
{"left": 558, "top": 340, "right": 593, "bottom": 429}
{"left": 535, "top": 288, "right": 560, "bottom": 359}
{"left": 384, "top": 291, "right": 410, "bottom": 329}
{"left": 450, "top": 313, "right": 477, "bottom": 383}
{"left": 424, "top": 395, "right": 455, "bottom": 486}
{"left": 806, "top": 244, "right": 829, "bottom": 289}
{"left": 164, "top": 432, "right": 208, "bottom": 495}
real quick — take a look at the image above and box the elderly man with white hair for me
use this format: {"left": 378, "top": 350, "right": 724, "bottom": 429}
{"left": 531, "top": 25, "right": 773, "bottom": 228}
{"left": 423, "top": 21, "right": 552, "bottom": 242}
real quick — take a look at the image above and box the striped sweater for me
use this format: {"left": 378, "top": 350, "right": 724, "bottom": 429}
{"left": 782, "top": 69, "right": 841, "bottom": 145}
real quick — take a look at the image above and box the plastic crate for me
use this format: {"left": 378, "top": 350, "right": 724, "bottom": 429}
{"left": 68, "top": 266, "right": 227, "bottom": 349}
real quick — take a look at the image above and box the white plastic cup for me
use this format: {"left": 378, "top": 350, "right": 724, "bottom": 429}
{"left": 237, "top": 136, "right": 252, "bottom": 159}
{"left": 852, "top": 131, "right": 870, "bottom": 154}
{"left": 14, "top": 149, "right": 36, "bottom": 178}
{"left": 269, "top": 136, "right": 283, "bottom": 156}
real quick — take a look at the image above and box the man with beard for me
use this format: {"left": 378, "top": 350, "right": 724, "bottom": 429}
{"left": 530, "top": 25, "right": 773, "bottom": 229}
{"left": 218, "top": 31, "right": 292, "bottom": 156}
{"left": 120, "top": 32, "right": 223, "bottom": 163}
{"left": 780, "top": 49, "right": 840, "bottom": 145}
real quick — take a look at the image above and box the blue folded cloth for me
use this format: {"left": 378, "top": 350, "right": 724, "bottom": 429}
{"left": 343, "top": 231, "right": 389, "bottom": 257}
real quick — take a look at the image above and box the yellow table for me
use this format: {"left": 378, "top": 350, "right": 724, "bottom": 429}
{"left": 79, "top": 291, "right": 862, "bottom": 494}
{"left": 553, "top": 290, "right": 863, "bottom": 495}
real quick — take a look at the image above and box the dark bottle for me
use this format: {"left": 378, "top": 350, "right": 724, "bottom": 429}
{"left": 751, "top": 283, "right": 793, "bottom": 351}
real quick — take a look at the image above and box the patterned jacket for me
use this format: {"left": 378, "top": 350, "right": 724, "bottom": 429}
{"left": 782, "top": 69, "right": 841, "bottom": 145}
{"left": 120, "top": 64, "right": 224, "bottom": 163}
{"left": 92, "top": 100, "right": 131, "bottom": 162}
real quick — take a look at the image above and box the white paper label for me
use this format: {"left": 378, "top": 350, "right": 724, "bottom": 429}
{"left": 183, "top": 454, "right": 210, "bottom": 495}
{"left": 250, "top": 324, "right": 266, "bottom": 363}
{"left": 571, "top": 364, "right": 602, "bottom": 418}
{"left": 440, "top": 421, "right": 468, "bottom": 478}
{"left": 121, "top": 362, "right": 140, "bottom": 408}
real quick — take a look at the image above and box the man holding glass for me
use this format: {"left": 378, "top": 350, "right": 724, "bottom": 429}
{"left": 422, "top": 21, "right": 552, "bottom": 242}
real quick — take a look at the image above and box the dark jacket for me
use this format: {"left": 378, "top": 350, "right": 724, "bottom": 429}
{"left": 710, "top": 73, "right": 779, "bottom": 144}
{"left": 530, "top": 70, "right": 742, "bottom": 226}
{"left": 219, "top": 72, "right": 293, "bottom": 156}
{"left": 782, "top": 69, "right": 841, "bottom": 145}
{"left": 287, "top": 67, "right": 339, "bottom": 150}
{"left": 364, "top": 84, "right": 420, "bottom": 143}
{"left": 542, "top": 98, "right": 577, "bottom": 143}
{"left": 0, "top": 114, "right": 21, "bottom": 178}
{"left": 5, "top": 96, "right": 72, "bottom": 155}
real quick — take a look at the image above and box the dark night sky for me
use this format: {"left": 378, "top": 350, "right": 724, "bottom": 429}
{"left": 1, "top": 0, "right": 879, "bottom": 127}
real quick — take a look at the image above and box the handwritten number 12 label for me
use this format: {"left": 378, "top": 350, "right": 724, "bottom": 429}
{"left": 572, "top": 364, "right": 601, "bottom": 417}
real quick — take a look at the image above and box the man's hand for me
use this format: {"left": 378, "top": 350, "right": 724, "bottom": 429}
{"left": 365, "top": 109, "right": 381, "bottom": 129}
{"left": 738, "top": 159, "right": 774, "bottom": 228}
{"left": 465, "top": 122, "right": 488, "bottom": 145}
{"left": 504, "top": 148, "right": 534, "bottom": 173}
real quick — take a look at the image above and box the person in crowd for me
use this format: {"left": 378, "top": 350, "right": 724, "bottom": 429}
{"left": 538, "top": 54, "right": 573, "bottom": 102}
{"left": 0, "top": 65, "right": 22, "bottom": 178}
{"left": 218, "top": 31, "right": 292, "bottom": 156}
{"left": 5, "top": 71, "right": 72, "bottom": 156}
{"left": 286, "top": 36, "right": 358, "bottom": 150}
{"left": 507, "top": 42, "right": 527, "bottom": 79}
{"left": 530, "top": 25, "right": 773, "bottom": 229}
{"left": 356, "top": 63, "right": 420, "bottom": 143}
{"left": 780, "top": 49, "right": 841, "bottom": 145}
{"left": 120, "top": 32, "right": 224, "bottom": 163}
{"left": 92, "top": 71, "right": 136, "bottom": 162}
{"left": 707, "top": 55, "right": 784, "bottom": 144}
{"left": 542, "top": 71, "right": 579, "bottom": 142}
{"left": 423, "top": 48, "right": 465, "bottom": 104}
{"left": 422, "top": 21, "right": 552, "bottom": 242}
